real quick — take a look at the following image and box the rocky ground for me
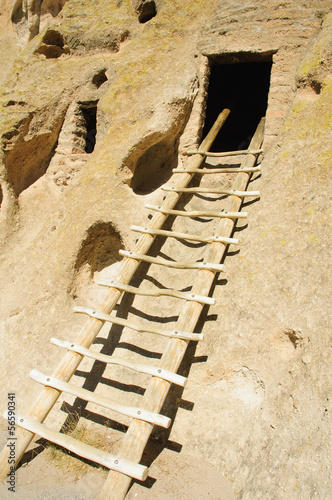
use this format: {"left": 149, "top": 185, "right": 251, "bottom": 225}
{"left": 0, "top": 1, "right": 331, "bottom": 498}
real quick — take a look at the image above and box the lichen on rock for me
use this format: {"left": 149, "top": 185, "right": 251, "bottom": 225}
{"left": 0, "top": 1, "right": 331, "bottom": 499}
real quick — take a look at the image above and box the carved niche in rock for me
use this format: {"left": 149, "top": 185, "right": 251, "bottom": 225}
{"left": 131, "top": 0, "right": 157, "bottom": 24}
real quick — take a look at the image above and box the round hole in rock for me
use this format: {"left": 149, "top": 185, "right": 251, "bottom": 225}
{"left": 133, "top": 0, "right": 157, "bottom": 23}
{"left": 72, "top": 222, "right": 124, "bottom": 302}
{"left": 311, "top": 80, "right": 322, "bottom": 95}
{"left": 35, "top": 29, "right": 69, "bottom": 59}
{"left": 130, "top": 139, "right": 178, "bottom": 195}
{"left": 92, "top": 70, "right": 108, "bottom": 89}
{"left": 42, "top": 29, "right": 64, "bottom": 47}
{"left": 36, "top": 44, "right": 64, "bottom": 59}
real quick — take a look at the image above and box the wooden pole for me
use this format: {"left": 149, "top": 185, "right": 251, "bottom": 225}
{"left": 74, "top": 306, "right": 204, "bottom": 341}
{"left": 50, "top": 338, "right": 188, "bottom": 387}
{"left": 172, "top": 166, "right": 261, "bottom": 174}
{"left": 119, "top": 250, "right": 225, "bottom": 272}
{"left": 4, "top": 412, "right": 148, "bottom": 481}
{"left": 130, "top": 225, "right": 239, "bottom": 245}
{"left": 97, "top": 280, "right": 215, "bottom": 305}
{"left": 162, "top": 186, "right": 260, "bottom": 197}
{"left": 145, "top": 204, "right": 248, "bottom": 219}
{"left": 29, "top": 370, "right": 171, "bottom": 428}
{"left": 185, "top": 148, "right": 263, "bottom": 157}
{"left": 0, "top": 109, "right": 230, "bottom": 482}
{"left": 98, "top": 118, "right": 265, "bottom": 500}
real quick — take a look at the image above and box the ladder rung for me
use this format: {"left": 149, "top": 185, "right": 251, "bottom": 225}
{"left": 74, "top": 306, "right": 204, "bottom": 342}
{"left": 184, "top": 148, "right": 263, "bottom": 157}
{"left": 4, "top": 411, "right": 148, "bottom": 481}
{"left": 30, "top": 370, "right": 171, "bottom": 428}
{"left": 145, "top": 204, "right": 247, "bottom": 219}
{"left": 162, "top": 186, "right": 260, "bottom": 197}
{"left": 51, "top": 338, "right": 187, "bottom": 387}
{"left": 98, "top": 279, "right": 215, "bottom": 305}
{"left": 172, "top": 166, "right": 261, "bottom": 174}
{"left": 119, "top": 249, "right": 225, "bottom": 272}
{"left": 131, "top": 225, "right": 239, "bottom": 245}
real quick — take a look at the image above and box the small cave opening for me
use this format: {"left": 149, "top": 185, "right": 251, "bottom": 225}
{"left": 0, "top": 185, "right": 3, "bottom": 211}
{"left": 42, "top": 29, "right": 64, "bottom": 47}
{"left": 202, "top": 60, "right": 272, "bottom": 151}
{"left": 92, "top": 69, "right": 108, "bottom": 89}
{"left": 130, "top": 138, "right": 178, "bottom": 195}
{"left": 135, "top": 0, "right": 157, "bottom": 23}
{"left": 35, "top": 29, "right": 69, "bottom": 59}
{"left": 81, "top": 106, "right": 97, "bottom": 154}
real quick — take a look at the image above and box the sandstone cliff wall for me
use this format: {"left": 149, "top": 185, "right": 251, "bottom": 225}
{"left": 0, "top": 1, "right": 331, "bottom": 498}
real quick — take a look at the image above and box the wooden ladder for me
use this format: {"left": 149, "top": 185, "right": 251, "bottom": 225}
{"left": 0, "top": 109, "right": 264, "bottom": 499}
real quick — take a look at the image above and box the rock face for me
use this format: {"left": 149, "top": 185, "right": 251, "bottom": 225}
{"left": 0, "top": 1, "right": 331, "bottom": 498}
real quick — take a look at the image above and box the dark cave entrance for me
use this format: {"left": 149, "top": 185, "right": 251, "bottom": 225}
{"left": 81, "top": 106, "right": 97, "bottom": 154}
{"left": 137, "top": 1, "right": 157, "bottom": 23}
{"left": 203, "top": 60, "right": 272, "bottom": 151}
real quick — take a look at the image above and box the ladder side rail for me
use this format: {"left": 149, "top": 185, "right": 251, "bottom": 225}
{"left": 0, "top": 109, "right": 230, "bottom": 480}
{"left": 99, "top": 118, "right": 265, "bottom": 499}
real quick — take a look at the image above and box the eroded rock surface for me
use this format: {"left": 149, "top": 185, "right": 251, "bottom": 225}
{"left": 0, "top": 1, "right": 331, "bottom": 498}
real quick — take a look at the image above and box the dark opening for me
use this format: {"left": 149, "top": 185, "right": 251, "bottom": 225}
{"left": 11, "top": 0, "right": 24, "bottom": 24}
{"left": 0, "top": 184, "right": 3, "bottom": 210}
{"left": 81, "top": 107, "right": 97, "bottom": 154}
{"left": 42, "top": 29, "right": 64, "bottom": 48}
{"left": 35, "top": 29, "right": 69, "bottom": 59}
{"left": 92, "top": 70, "right": 108, "bottom": 88}
{"left": 137, "top": 0, "right": 157, "bottom": 23}
{"left": 203, "top": 61, "right": 272, "bottom": 151}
